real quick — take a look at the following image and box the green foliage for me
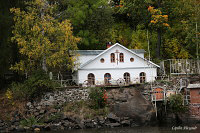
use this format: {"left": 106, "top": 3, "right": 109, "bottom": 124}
{"left": 20, "top": 116, "right": 44, "bottom": 127}
{"left": 47, "top": 112, "right": 62, "bottom": 122}
{"left": 0, "top": 0, "right": 27, "bottom": 87}
{"left": 10, "top": 70, "right": 58, "bottom": 101}
{"left": 89, "top": 87, "right": 108, "bottom": 109}
{"left": 1, "top": 0, "right": 200, "bottom": 86}
{"left": 110, "top": 22, "right": 132, "bottom": 46}
{"left": 57, "top": 0, "right": 114, "bottom": 49}
{"left": 166, "top": 94, "right": 188, "bottom": 114}
{"left": 63, "top": 100, "right": 109, "bottom": 119}
{"left": 116, "top": 0, "right": 150, "bottom": 28}
{"left": 163, "top": 38, "right": 189, "bottom": 59}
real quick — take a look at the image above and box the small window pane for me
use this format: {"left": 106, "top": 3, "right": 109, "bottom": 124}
{"left": 111, "top": 53, "right": 115, "bottom": 63}
{"left": 120, "top": 53, "right": 124, "bottom": 62}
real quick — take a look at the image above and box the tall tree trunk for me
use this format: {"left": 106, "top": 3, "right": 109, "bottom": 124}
{"left": 41, "top": 0, "right": 48, "bottom": 72}
{"left": 42, "top": 56, "right": 47, "bottom": 72}
{"left": 157, "top": 28, "right": 161, "bottom": 59}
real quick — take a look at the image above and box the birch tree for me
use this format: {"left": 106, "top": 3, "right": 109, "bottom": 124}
{"left": 10, "top": 0, "right": 80, "bottom": 73}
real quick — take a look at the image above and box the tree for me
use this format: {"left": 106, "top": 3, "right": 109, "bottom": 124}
{"left": 0, "top": 0, "right": 27, "bottom": 87}
{"left": 163, "top": 38, "right": 189, "bottom": 59}
{"left": 11, "top": 0, "right": 80, "bottom": 73}
{"left": 148, "top": 6, "right": 169, "bottom": 59}
{"left": 115, "top": 0, "right": 150, "bottom": 29}
{"left": 56, "top": 0, "right": 114, "bottom": 49}
{"left": 166, "top": 94, "right": 188, "bottom": 124}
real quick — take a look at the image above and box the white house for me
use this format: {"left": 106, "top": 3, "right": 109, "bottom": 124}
{"left": 73, "top": 43, "right": 160, "bottom": 86}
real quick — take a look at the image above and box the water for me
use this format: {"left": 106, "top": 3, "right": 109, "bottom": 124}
{"left": 41, "top": 125, "right": 200, "bottom": 133}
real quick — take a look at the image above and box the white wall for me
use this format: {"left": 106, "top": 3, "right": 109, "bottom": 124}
{"left": 75, "top": 44, "right": 159, "bottom": 85}
{"left": 78, "top": 67, "right": 157, "bottom": 85}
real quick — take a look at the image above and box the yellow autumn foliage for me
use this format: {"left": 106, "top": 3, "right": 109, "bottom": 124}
{"left": 5, "top": 89, "right": 13, "bottom": 100}
{"left": 163, "top": 38, "right": 189, "bottom": 59}
{"left": 10, "top": 0, "right": 80, "bottom": 72}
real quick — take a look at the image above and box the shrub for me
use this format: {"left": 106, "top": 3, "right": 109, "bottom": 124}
{"left": 166, "top": 94, "right": 188, "bottom": 114}
{"left": 89, "top": 87, "right": 108, "bottom": 109}
{"left": 10, "top": 69, "right": 59, "bottom": 101}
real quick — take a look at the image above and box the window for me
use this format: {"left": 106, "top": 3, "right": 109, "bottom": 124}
{"left": 124, "top": 72, "right": 130, "bottom": 84}
{"left": 88, "top": 73, "right": 95, "bottom": 85}
{"left": 111, "top": 53, "right": 115, "bottom": 63}
{"left": 120, "top": 53, "right": 124, "bottom": 62}
{"left": 100, "top": 58, "right": 105, "bottom": 63}
{"left": 139, "top": 72, "right": 146, "bottom": 83}
{"left": 130, "top": 58, "right": 134, "bottom": 62}
{"left": 104, "top": 73, "right": 111, "bottom": 85}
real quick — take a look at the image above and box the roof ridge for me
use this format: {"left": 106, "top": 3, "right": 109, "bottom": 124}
{"left": 79, "top": 43, "right": 160, "bottom": 68}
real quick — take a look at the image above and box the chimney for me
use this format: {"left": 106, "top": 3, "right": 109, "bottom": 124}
{"left": 106, "top": 42, "right": 112, "bottom": 49}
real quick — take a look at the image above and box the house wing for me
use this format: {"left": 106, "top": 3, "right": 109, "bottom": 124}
{"left": 79, "top": 43, "right": 160, "bottom": 69}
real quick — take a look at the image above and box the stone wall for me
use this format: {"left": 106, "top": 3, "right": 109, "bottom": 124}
{"left": 0, "top": 88, "right": 90, "bottom": 132}
{"left": 35, "top": 88, "right": 89, "bottom": 107}
{"left": 0, "top": 87, "right": 157, "bottom": 132}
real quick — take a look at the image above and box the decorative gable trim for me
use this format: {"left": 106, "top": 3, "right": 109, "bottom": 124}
{"left": 79, "top": 43, "right": 160, "bottom": 69}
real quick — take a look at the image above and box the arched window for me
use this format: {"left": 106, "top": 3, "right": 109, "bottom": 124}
{"left": 111, "top": 53, "right": 115, "bottom": 63}
{"left": 88, "top": 73, "right": 95, "bottom": 85}
{"left": 139, "top": 72, "right": 146, "bottom": 83}
{"left": 124, "top": 72, "right": 130, "bottom": 84}
{"left": 104, "top": 73, "right": 111, "bottom": 85}
{"left": 119, "top": 53, "right": 124, "bottom": 62}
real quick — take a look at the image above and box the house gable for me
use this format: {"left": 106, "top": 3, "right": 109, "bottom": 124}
{"left": 79, "top": 43, "right": 159, "bottom": 70}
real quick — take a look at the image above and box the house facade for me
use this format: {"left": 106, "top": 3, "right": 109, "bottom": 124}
{"left": 73, "top": 43, "right": 160, "bottom": 86}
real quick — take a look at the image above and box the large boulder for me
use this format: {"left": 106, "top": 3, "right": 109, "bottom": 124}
{"left": 108, "top": 88, "right": 156, "bottom": 125}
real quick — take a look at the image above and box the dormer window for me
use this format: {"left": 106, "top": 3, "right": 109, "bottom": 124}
{"left": 111, "top": 53, "right": 115, "bottom": 63}
{"left": 119, "top": 53, "right": 124, "bottom": 62}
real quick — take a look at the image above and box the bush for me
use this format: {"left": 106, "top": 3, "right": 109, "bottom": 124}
{"left": 89, "top": 87, "right": 108, "bottom": 109}
{"left": 10, "top": 70, "right": 59, "bottom": 101}
{"left": 166, "top": 94, "right": 188, "bottom": 114}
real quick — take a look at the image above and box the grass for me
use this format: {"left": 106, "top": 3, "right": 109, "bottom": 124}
{"left": 63, "top": 100, "right": 109, "bottom": 119}
{"left": 0, "top": 89, "right": 26, "bottom": 121}
{"left": 20, "top": 116, "right": 45, "bottom": 127}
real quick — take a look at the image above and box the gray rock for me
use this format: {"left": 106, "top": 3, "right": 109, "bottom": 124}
{"left": 63, "top": 121, "right": 70, "bottom": 127}
{"left": 121, "top": 120, "right": 130, "bottom": 126}
{"left": 84, "top": 122, "right": 94, "bottom": 128}
{"left": 36, "top": 106, "right": 42, "bottom": 110}
{"left": 106, "top": 123, "right": 121, "bottom": 128}
{"left": 0, "top": 122, "right": 5, "bottom": 127}
{"left": 39, "top": 109, "right": 45, "bottom": 114}
{"left": 27, "top": 102, "right": 31, "bottom": 107}
{"left": 34, "top": 112, "right": 40, "bottom": 116}
{"left": 107, "top": 113, "right": 120, "bottom": 122}
{"left": 111, "top": 89, "right": 156, "bottom": 125}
